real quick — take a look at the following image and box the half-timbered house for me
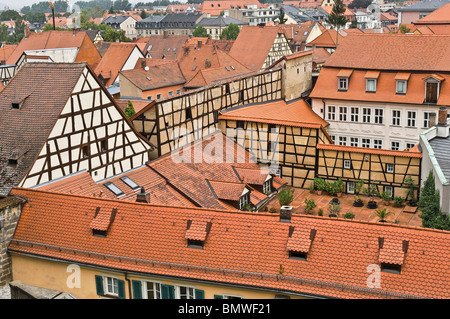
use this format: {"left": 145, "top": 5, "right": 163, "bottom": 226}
{"left": 0, "top": 62, "right": 155, "bottom": 197}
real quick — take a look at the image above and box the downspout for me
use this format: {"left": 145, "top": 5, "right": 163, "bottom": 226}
{"left": 124, "top": 272, "right": 132, "bottom": 299}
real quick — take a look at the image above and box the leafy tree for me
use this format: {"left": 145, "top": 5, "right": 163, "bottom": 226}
{"left": 0, "top": 10, "right": 21, "bottom": 21}
{"left": 140, "top": 10, "right": 148, "bottom": 19}
{"left": 399, "top": 24, "right": 411, "bottom": 34}
{"left": 20, "top": 6, "right": 32, "bottom": 14}
{"left": 102, "top": 27, "right": 130, "bottom": 42}
{"left": 278, "top": 7, "right": 287, "bottom": 24}
{"left": 43, "top": 23, "right": 66, "bottom": 31}
{"left": 124, "top": 101, "right": 136, "bottom": 118}
{"left": 113, "top": 0, "right": 132, "bottom": 11}
{"left": 13, "top": 16, "right": 26, "bottom": 43}
{"left": 326, "top": 0, "right": 348, "bottom": 47}
{"left": 192, "top": 25, "right": 209, "bottom": 38}
{"left": 0, "top": 24, "right": 8, "bottom": 43}
{"left": 348, "top": 0, "right": 371, "bottom": 9}
{"left": 24, "top": 12, "right": 47, "bottom": 24}
{"left": 220, "top": 23, "right": 240, "bottom": 40}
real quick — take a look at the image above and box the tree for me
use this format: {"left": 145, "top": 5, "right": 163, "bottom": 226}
{"left": 102, "top": 27, "right": 130, "bottom": 42}
{"left": 326, "top": 0, "right": 348, "bottom": 47}
{"left": 278, "top": 7, "right": 287, "bottom": 24}
{"left": 220, "top": 23, "right": 240, "bottom": 40}
{"left": 124, "top": 101, "right": 136, "bottom": 118}
{"left": 20, "top": 6, "right": 31, "bottom": 14}
{"left": 399, "top": 24, "right": 411, "bottom": 34}
{"left": 192, "top": 25, "right": 209, "bottom": 38}
{"left": 277, "top": 188, "right": 294, "bottom": 206}
{"left": 24, "top": 12, "right": 47, "bottom": 24}
{"left": 348, "top": 0, "right": 371, "bottom": 9}
{"left": 140, "top": 10, "right": 148, "bottom": 19}
{"left": 0, "top": 10, "right": 21, "bottom": 21}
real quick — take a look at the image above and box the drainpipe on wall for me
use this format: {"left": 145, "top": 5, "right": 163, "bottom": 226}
{"left": 124, "top": 272, "right": 132, "bottom": 299}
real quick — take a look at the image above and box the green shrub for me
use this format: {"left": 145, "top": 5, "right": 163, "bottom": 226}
{"left": 343, "top": 212, "right": 355, "bottom": 219}
{"left": 278, "top": 188, "right": 295, "bottom": 206}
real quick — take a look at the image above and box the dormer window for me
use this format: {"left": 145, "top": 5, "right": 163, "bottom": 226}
{"left": 381, "top": 263, "right": 401, "bottom": 274}
{"left": 424, "top": 75, "right": 443, "bottom": 104}
{"left": 365, "top": 71, "right": 380, "bottom": 93}
{"left": 366, "top": 79, "right": 377, "bottom": 92}
{"left": 263, "top": 176, "right": 272, "bottom": 194}
{"left": 289, "top": 251, "right": 307, "bottom": 261}
{"left": 8, "top": 159, "right": 18, "bottom": 166}
{"left": 337, "top": 69, "right": 353, "bottom": 91}
{"left": 11, "top": 102, "right": 20, "bottom": 109}
{"left": 239, "top": 192, "right": 249, "bottom": 210}
{"left": 396, "top": 80, "right": 407, "bottom": 94}
{"left": 185, "top": 220, "right": 211, "bottom": 250}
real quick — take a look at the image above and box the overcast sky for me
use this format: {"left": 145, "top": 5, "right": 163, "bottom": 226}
{"left": 1, "top": 0, "right": 187, "bottom": 11}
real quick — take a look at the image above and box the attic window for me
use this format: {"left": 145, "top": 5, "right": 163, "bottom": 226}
{"left": 185, "top": 220, "right": 212, "bottom": 249}
{"left": 230, "top": 65, "right": 235, "bottom": 70}
{"left": 8, "top": 159, "right": 18, "bottom": 166}
{"left": 381, "top": 263, "right": 401, "bottom": 274}
{"left": 187, "top": 239, "right": 204, "bottom": 249}
{"left": 192, "top": 66, "right": 197, "bottom": 71}
{"left": 120, "top": 176, "right": 139, "bottom": 190}
{"left": 11, "top": 102, "right": 20, "bottom": 109}
{"left": 424, "top": 76, "right": 442, "bottom": 104}
{"left": 104, "top": 182, "right": 125, "bottom": 197}
{"left": 289, "top": 251, "right": 307, "bottom": 261}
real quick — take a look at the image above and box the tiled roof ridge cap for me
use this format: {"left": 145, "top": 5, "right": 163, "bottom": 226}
{"left": 10, "top": 187, "right": 450, "bottom": 235}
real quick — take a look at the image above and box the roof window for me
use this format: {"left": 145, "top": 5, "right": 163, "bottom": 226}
{"left": 104, "top": 182, "right": 125, "bottom": 197}
{"left": 120, "top": 176, "right": 140, "bottom": 190}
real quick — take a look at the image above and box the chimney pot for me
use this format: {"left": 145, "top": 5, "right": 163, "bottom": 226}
{"left": 280, "top": 205, "right": 293, "bottom": 223}
{"left": 136, "top": 187, "right": 150, "bottom": 203}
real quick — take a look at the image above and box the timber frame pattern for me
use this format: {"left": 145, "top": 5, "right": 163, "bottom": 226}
{"left": 20, "top": 65, "right": 153, "bottom": 188}
{"left": 222, "top": 119, "right": 330, "bottom": 189}
{"left": 132, "top": 69, "right": 283, "bottom": 156}
{"left": 316, "top": 144, "right": 422, "bottom": 198}
{"left": 262, "top": 33, "right": 293, "bottom": 71}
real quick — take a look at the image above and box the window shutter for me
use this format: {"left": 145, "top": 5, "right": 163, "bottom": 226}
{"left": 195, "top": 289, "right": 205, "bottom": 299}
{"left": 214, "top": 295, "right": 223, "bottom": 299}
{"left": 132, "top": 280, "right": 142, "bottom": 299}
{"left": 118, "top": 280, "right": 126, "bottom": 299}
{"left": 95, "top": 275, "right": 104, "bottom": 296}
{"left": 161, "top": 284, "right": 175, "bottom": 299}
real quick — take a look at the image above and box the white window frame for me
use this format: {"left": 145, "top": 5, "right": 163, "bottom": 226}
{"left": 327, "top": 105, "right": 336, "bottom": 120}
{"left": 239, "top": 194, "right": 249, "bottom": 210}
{"left": 350, "top": 107, "right": 359, "bottom": 122}
{"left": 407, "top": 110, "right": 416, "bottom": 127}
{"left": 423, "top": 112, "right": 434, "bottom": 128}
{"left": 384, "top": 185, "right": 394, "bottom": 197}
{"left": 330, "top": 135, "right": 336, "bottom": 144}
{"left": 386, "top": 163, "right": 394, "bottom": 173}
{"left": 156, "top": 93, "right": 162, "bottom": 99}
{"left": 366, "top": 78, "right": 377, "bottom": 92}
{"left": 374, "top": 108, "right": 384, "bottom": 124}
{"left": 362, "top": 108, "right": 371, "bottom": 123}
{"left": 362, "top": 138, "right": 371, "bottom": 148}
{"left": 222, "top": 294, "right": 244, "bottom": 299}
{"left": 168, "top": 90, "right": 174, "bottom": 97}
{"left": 338, "top": 136, "right": 347, "bottom": 145}
{"left": 347, "top": 182, "right": 355, "bottom": 194}
{"left": 104, "top": 276, "right": 119, "bottom": 296}
{"left": 391, "top": 141, "right": 400, "bottom": 151}
{"left": 176, "top": 89, "right": 182, "bottom": 95}
{"left": 339, "top": 106, "right": 347, "bottom": 121}
{"left": 396, "top": 80, "right": 407, "bottom": 94}
{"left": 175, "top": 285, "right": 195, "bottom": 299}
{"left": 143, "top": 281, "right": 162, "bottom": 299}
{"left": 350, "top": 137, "right": 359, "bottom": 147}
{"left": 406, "top": 142, "right": 416, "bottom": 149}
{"left": 391, "top": 109, "right": 401, "bottom": 126}
{"left": 338, "top": 77, "right": 348, "bottom": 91}
{"left": 343, "top": 159, "right": 351, "bottom": 169}
{"left": 373, "top": 139, "right": 383, "bottom": 149}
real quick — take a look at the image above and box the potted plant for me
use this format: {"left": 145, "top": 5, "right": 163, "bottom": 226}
{"left": 353, "top": 195, "right": 364, "bottom": 207}
{"left": 404, "top": 175, "right": 419, "bottom": 207}
{"left": 364, "top": 182, "right": 379, "bottom": 209}
{"left": 381, "top": 191, "right": 392, "bottom": 206}
{"left": 393, "top": 196, "right": 404, "bottom": 208}
{"left": 343, "top": 212, "right": 355, "bottom": 220}
{"left": 335, "top": 178, "right": 345, "bottom": 197}
{"left": 308, "top": 183, "right": 315, "bottom": 194}
{"left": 328, "top": 202, "right": 341, "bottom": 217}
{"left": 318, "top": 209, "right": 323, "bottom": 216}
{"left": 278, "top": 187, "right": 294, "bottom": 207}
{"left": 355, "top": 179, "right": 365, "bottom": 195}
{"left": 269, "top": 207, "right": 277, "bottom": 214}
{"left": 374, "top": 208, "right": 392, "bottom": 222}
{"left": 304, "top": 198, "right": 317, "bottom": 214}
{"left": 325, "top": 181, "right": 337, "bottom": 196}
{"left": 314, "top": 178, "right": 326, "bottom": 195}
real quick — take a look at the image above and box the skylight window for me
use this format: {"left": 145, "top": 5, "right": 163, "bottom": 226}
{"left": 120, "top": 176, "right": 140, "bottom": 190}
{"left": 104, "top": 182, "right": 125, "bottom": 197}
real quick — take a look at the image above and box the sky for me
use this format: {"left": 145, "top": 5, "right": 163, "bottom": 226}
{"left": 1, "top": 0, "right": 187, "bottom": 11}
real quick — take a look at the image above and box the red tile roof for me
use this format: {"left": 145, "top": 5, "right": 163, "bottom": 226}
{"left": 379, "top": 239, "right": 406, "bottom": 265}
{"left": 229, "top": 26, "right": 288, "bottom": 72}
{"left": 94, "top": 43, "right": 142, "bottom": 87}
{"left": 199, "top": 0, "right": 263, "bottom": 15}
{"left": 323, "top": 34, "right": 450, "bottom": 72}
{"left": 9, "top": 186, "right": 450, "bottom": 299}
{"left": 414, "top": 3, "right": 450, "bottom": 24}
{"left": 208, "top": 180, "right": 248, "bottom": 201}
{"left": 306, "top": 29, "right": 344, "bottom": 48}
{"left": 144, "top": 35, "right": 190, "bottom": 59}
{"left": 90, "top": 208, "right": 114, "bottom": 231}
{"left": 310, "top": 67, "right": 450, "bottom": 106}
{"left": 219, "top": 99, "right": 329, "bottom": 129}
{"left": 0, "top": 44, "right": 16, "bottom": 63}
{"left": 286, "top": 227, "right": 313, "bottom": 253}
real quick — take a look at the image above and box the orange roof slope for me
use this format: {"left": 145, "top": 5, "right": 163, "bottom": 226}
{"left": 9, "top": 186, "right": 450, "bottom": 299}
{"left": 0, "top": 44, "right": 16, "bottom": 63}
{"left": 94, "top": 43, "right": 141, "bottom": 87}
{"left": 219, "top": 99, "right": 329, "bottom": 129}
{"left": 6, "top": 31, "right": 98, "bottom": 66}
{"left": 229, "top": 25, "right": 285, "bottom": 72}
{"left": 145, "top": 35, "right": 189, "bottom": 59}
{"left": 120, "top": 60, "right": 186, "bottom": 91}
{"left": 310, "top": 67, "right": 450, "bottom": 106}
{"left": 199, "top": 0, "right": 263, "bottom": 15}
{"left": 414, "top": 3, "right": 450, "bottom": 24}
{"left": 306, "top": 29, "right": 344, "bottom": 48}
{"left": 323, "top": 34, "right": 450, "bottom": 72}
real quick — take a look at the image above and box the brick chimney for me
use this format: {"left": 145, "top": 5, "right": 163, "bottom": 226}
{"left": 436, "top": 106, "right": 449, "bottom": 138}
{"left": 136, "top": 187, "right": 150, "bottom": 203}
{"left": 24, "top": 27, "right": 31, "bottom": 39}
